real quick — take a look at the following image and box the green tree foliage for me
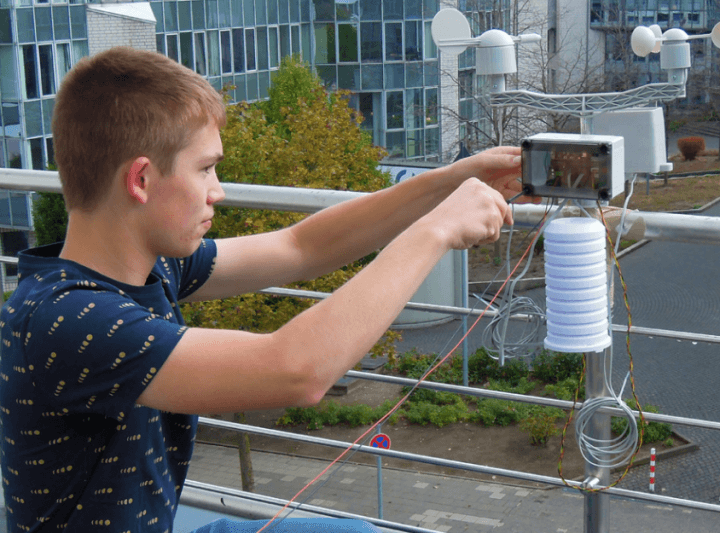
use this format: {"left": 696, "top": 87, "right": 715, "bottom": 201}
{"left": 182, "top": 56, "right": 390, "bottom": 332}
{"left": 32, "top": 193, "right": 68, "bottom": 246}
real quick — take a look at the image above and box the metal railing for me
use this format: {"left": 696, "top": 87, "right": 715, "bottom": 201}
{"left": 6, "top": 168, "right": 720, "bottom": 532}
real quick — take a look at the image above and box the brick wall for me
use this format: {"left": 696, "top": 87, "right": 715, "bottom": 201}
{"left": 87, "top": 10, "right": 156, "bottom": 56}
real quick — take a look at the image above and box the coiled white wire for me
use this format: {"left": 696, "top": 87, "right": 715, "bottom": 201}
{"left": 571, "top": 175, "right": 641, "bottom": 469}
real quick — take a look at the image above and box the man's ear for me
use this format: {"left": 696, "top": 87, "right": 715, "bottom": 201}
{"left": 127, "top": 157, "right": 150, "bottom": 204}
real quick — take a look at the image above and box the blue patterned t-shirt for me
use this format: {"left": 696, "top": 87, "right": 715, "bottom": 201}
{"left": 0, "top": 240, "right": 217, "bottom": 532}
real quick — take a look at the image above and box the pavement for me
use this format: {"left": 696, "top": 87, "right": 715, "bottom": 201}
{"left": 185, "top": 196, "right": 720, "bottom": 531}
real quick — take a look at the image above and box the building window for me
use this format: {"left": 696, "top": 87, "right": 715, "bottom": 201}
{"left": 314, "top": 23, "right": 335, "bottom": 64}
{"left": 221, "top": 30, "right": 232, "bottom": 73}
{"left": 22, "top": 45, "right": 39, "bottom": 99}
{"left": 269, "top": 26, "right": 279, "bottom": 68}
{"left": 386, "top": 90, "right": 403, "bottom": 129}
{"left": 194, "top": 32, "right": 207, "bottom": 75}
{"left": 232, "top": 28, "right": 244, "bottom": 72}
{"left": 361, "top": 22, "right": 382, "bottom": 62}
{"left": 180, "top": 31, "right": 193, "bottom": 69}
{"left": 166, "top": 34, "right": 179, "bottom": 62}
{"left": 245, "top": 28, "right": 256, "bottom": 71}
{"left": 405, "top": 21, "right": 421, "bottom": 61}
{"left": 338, "top": 23, "right": 358, "bottom": 62}
{"left": 207, "top": 30, "right": 220, "bottom": 76}
{"left": 38, "top": 44, "right": 54, "bottom": 95}
{"left": 385, "top": 22, "right": 402, "bottom": 61}
{"left": 257, "top": 26, "right": 269, "bottom": 70}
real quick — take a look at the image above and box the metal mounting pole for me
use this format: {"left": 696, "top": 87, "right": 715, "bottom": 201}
{"left": 583, "top": 348, "right": 611, "bottom": 533}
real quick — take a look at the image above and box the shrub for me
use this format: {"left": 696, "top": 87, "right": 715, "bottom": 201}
{"left": 519, "top": 411, "right": 560, "bottom": 446}
{"left": 677, "top": 136, "right": 705, "bottom": 161}
{"left": 611, "top": 400, "right": 673, "bottom": 444}
{"left": 531, "top": 351, "right": 583, "bottom": 384}
{"left": 472, "top": 399, "right": 525, "bottom": 427}
{"left": 490, "top": 357, "right": 529, "bottom": 386}
{"left": 401, "top": 400, "right": 469, "bottom": 427}
{"left": 277, "top": 400, "right": 397, "bottom": 430}
{"left": 544, "top": 376, "right": 585, "bottom": 401}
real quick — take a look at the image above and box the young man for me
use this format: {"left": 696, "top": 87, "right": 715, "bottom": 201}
{"left": 0, "top": 47, "right": 523, "bottom": 532}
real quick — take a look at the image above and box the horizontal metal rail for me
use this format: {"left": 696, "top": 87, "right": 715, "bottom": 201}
{"left": 181, "top": 480, "right": 441, "bottom": 533}
{"left": 6, "top": 169, "right": 720, "bottom": 245}
{"left": 196, "top": 417, "right": 720, "bottom": 515}
{"left": 343, "top": 371, "right": 720, "bottom": 431}
{"left": 259, "top": 286, "right": 720, "bottom": 345}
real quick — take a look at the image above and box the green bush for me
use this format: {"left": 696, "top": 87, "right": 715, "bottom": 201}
{"left": 471, "top": 399, "right": 524, "bottom": 427}
{"left": 544, "top": 376, "right": 585, "bottom": 402}
{"left": 611, "top": 400, "right": 673, "bottom": 444}
{"left": 277, "top": 399, "right": 397, "bottom": 430}
{"left": 490, "top": 358, "right": 529, "bottom": 386}
{"left": 531, "top": 351, "right": 583, "bottom": 384}
{"left": 520, "top": 411, "right": 560, "bottom": 446}
{"left": 401, "top": 400, "right": 468, "bottom": 428}
{"left": 486, "top": 377, "right": 535, "bottom": 395}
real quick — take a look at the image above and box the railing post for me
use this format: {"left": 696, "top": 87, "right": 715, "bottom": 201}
{"left": 583, "top": 348, "right": 611, "bottom": 533}
{"left": 375, "top": 426, "right": 384, "bottom": 520}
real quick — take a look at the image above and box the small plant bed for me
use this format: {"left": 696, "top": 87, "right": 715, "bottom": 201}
{"left": 275, "top": 349, "right": 674, "bottom": 453}
{"left": 199, "top": 349, "right": 684, "bottom": 484}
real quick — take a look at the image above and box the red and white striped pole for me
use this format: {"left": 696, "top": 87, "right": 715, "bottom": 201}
{"left": 649, "top": 448, "right": 656, "bottom": 492}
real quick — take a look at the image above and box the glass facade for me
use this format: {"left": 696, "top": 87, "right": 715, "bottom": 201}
{"left": 0, "top": 0, "right": 451, "bottom": 180}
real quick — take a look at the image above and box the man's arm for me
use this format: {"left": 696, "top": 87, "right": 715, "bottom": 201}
{"left": 185, "top": 147, "right": 523, "bottom": 301}
{"left": 137, "top": 178, "right": 511, "bottom": 414}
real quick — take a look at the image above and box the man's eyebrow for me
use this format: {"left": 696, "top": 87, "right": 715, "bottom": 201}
{"left": 203, "top": 153, "right": 224, "bottom": 165}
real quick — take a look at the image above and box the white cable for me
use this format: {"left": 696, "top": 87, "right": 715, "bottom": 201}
{"left": 481, "top": 198, "right": 566, "bottom": 363}
{"left": 568, "top": 181, "right": 640, "bottom": 470}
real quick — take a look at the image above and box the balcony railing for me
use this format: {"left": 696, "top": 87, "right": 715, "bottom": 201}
{"left": 5, "top": 167, "right": 720, "bottom": 532}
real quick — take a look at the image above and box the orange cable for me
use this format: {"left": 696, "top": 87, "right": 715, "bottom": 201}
{"left": 256, "top": 222, "right": 543, "bottom": 532}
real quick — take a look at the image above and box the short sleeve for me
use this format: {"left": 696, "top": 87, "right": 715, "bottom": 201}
{"left": 159, "top": 238, "right": 218, "bottom": 301}
{"left": 24, "top": 286, "right": 187, "bottom": 421}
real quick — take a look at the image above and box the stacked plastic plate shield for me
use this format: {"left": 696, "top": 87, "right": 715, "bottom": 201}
{"left": 543, "top": 217, "right": 612, "bottom": 354}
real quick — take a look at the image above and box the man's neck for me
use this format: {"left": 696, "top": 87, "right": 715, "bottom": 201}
{"left": 60, "top": 209, "right": 156, "bottom": 286}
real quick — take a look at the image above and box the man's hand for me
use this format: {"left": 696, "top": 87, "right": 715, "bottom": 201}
{"left": 446, "top": 146, "right": 537, "bottom": 204}
{"left": 418, "top": 178, "right": 512, "bottom": 251}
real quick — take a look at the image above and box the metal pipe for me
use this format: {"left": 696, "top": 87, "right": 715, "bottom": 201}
{"left": 583, "top": 350, "right": 611, "bottom": 533}
{"left": 342, "top": 371, "right": 720, "bottom": 430}
{"left": 5, "top": 169, "right": 720, "bottom": 246}
{"left": 182, "top": 481, "right": 440, "bottom": 533}
{"left": 195, "top": 418, "right": 720, "bottom": 515}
